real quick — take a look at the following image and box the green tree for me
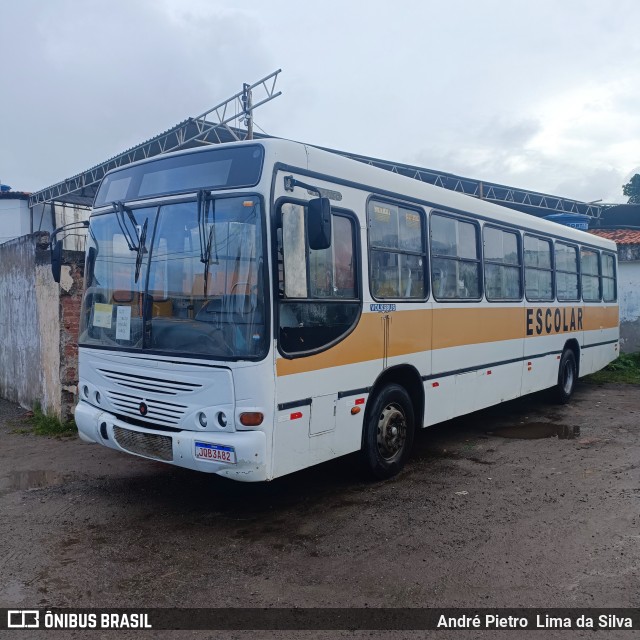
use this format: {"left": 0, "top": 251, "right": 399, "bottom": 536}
{"left": 622, "top": 174, "right": 640, "bottom": 204}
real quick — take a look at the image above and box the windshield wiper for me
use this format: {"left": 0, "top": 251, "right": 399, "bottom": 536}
{"left": 134, "top": 218, "right": 148, "bottom": 284}
{"left": 197, "top": 190, "right": 218, "bottom": 296}
{"left": 112, "top": 201, "right": 147, "bottom": 283}
{"left": 112, "top": 201, "right": 138, "bottom": 251}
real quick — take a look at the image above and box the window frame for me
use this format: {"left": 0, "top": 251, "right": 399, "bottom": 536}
{"left": 95, "top": 144, "right": 265, "bottom": 207}
{"left": 429, "top": 210, "right": 483, "bottom": 303}
{"left": 81, "top": 192, "right": 271, "bottom": 362}
{"left": 554, "top": 240, "right": 581, "bottom": 303}
{"left": 274, "top": 196, "right": 362, "bottom": 360}
{"left": 523, "top": 233, "right": 555, "bottom": 303}
{"left": 482, "top": 223, "right": 523, "bottom": 302}
{"left": 580, "top": 247, "right": 602, "bottom": 303}
{"left": 601, "top": 251, "right": 617, "bottom": 303}
{"left": 366, "top": 196, "right": 429, "bottom": 302}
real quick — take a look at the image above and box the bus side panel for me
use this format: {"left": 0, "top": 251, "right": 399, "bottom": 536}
{"left": 273, "top": 405, "right": 311, "bottom": 478}
{"left": 581, "top": 303, "right": 619, "bottom": 375}
{"left": 474, "top": 360, "right": 524, "bottom": 410}
{"left": 522, "top": 337, "right": 572, "bottom": 396}
{"left": 308, "top": 393, "right": 368, "bottom": 468}
{"left": 522, "top": 304, "right": 584, "bottom": 395}
{"left": 273, "top": 360, "right": 376, "bottom": 477}
{"left": 429, "top": 305, "right": 524, "bottom": 422}
{"left": 424, "top": 375, "right": 455, "bottom": 426}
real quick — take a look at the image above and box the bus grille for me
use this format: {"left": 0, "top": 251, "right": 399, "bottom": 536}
{"left": 98, "top": 368, "right": 202, "bottom": 396}
{"left": 113, "top": 426, "right": 173, "bottom": 462}
{"left": 106, "top": 391, "right": 187, "bottom": 426}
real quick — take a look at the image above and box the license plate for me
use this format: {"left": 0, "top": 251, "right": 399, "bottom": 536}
{"left": 194, "top": 441, "right": 236, "bottom": 464}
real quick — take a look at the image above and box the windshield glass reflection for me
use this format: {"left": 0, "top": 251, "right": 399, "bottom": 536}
{"left": 79, "top": 197, "right": 266, "bottom": 359}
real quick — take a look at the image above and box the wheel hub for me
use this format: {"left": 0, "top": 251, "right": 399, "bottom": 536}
{"left": 376, "top": 403, "right": 407, "bottom": 462}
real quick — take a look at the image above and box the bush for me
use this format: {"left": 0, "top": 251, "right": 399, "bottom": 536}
{"left": 586, "top": 352, "right": 640, "bottom": 384}
{"left": 29, "top": 403, "right": 77, "bottom": 436}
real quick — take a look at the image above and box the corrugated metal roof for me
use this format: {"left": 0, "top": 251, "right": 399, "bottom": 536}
{"left": 0, "top": 191, "right": 30, "bottom": 200}
{"left": 590, "top": 228, "right": 640, "bottom": 245}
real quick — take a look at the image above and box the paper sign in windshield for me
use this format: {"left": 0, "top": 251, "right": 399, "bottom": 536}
{"left": 115, "top": 305, "right": 132, "bottom": 341}
{"left": 93, "top": 303, "right": 113, "bottom": 328}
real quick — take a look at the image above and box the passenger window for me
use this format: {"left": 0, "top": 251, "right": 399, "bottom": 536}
{"left": 483, "top": 226, "right": 521, "bottom": 301}
{"left": 524, "top": 235, "right": 553, "bottom": 301}
{"left": 431, "top": 213, "right": 481, "bottom": 299}
{"left": 278, "top": 202, "right": 359, "bottom": 355}
{"left": 368, "top": 201, "right": 426, "bottom": 299}
{"left": 581, "top": 248, "right": 601, "bottom": 302}
{"left": 555, "top": 242, "right": 579, "bottom": 302}
{"left": 602, "top": 253, "right": 617, "bottom": 302}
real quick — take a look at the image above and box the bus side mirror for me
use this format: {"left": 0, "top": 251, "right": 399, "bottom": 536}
{"left": 307, "top": 197, "right": 332, "bottom": 250}
{"left": 51, "top": 239, "right": 63, "bottom": 283}
{"left": 87, "top": 246, "right": 96, "bottom": 274}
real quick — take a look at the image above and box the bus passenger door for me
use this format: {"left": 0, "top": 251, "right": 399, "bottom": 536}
{"left": 273, "top": 192, "right": 362, "bottom": 475}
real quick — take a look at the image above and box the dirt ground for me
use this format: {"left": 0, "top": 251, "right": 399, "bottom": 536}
{"left": 0, "top": 381, "right": 638, "bottom": 638}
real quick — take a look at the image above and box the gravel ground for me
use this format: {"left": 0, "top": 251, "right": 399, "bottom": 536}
{"left": 0, "top": 381, "right": 638, "bottom": 639}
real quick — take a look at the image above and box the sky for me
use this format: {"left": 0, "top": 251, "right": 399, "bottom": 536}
{"left": 1, "top": 0, "right": 639, "bottom": 204}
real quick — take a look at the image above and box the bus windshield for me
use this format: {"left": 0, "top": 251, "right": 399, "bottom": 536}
{"left": 79, "top": 196, "right": 267, "bottom": 359}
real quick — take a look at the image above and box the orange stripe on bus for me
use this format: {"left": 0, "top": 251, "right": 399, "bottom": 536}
{"left": 276, "top": 310, "right": 431, "bottom": 377}
{"left": 276, "top": 306, "right": 619, "bottom": 377}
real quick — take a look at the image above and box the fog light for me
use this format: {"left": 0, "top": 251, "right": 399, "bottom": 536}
{"left": 83, "top": 385, "right": 89, "bottom": 398}
{"left": 239, "top": 412, "right": 264, "bottom": 427}
{"left": 95, "top": 391, "right": 101, "bottom": 404}
{"left": 217, "top": 412, "right": 228, "bottom": 428}
{"left": 198, "top": 412, "right": 208, "bottom": 428}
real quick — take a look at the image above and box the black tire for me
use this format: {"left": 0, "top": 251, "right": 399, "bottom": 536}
{"left": 554, "top": 349, "right": 577, "bottom": 404}
{"left": 361, "top": 384, "right": 415, "bottom": 480}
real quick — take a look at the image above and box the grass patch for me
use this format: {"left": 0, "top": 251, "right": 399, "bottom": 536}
{"left": 28, "top": 403, "right": 77, "bottom": 437}
{"left": 586, "top": 352, "right": 640, "bottom": 384}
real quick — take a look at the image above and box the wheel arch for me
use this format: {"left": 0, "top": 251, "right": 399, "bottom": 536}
{"left": 363, "top": 364, "right": 424, "bottom": 445}
{"left": 563, "top": 338, "right": 580, "bottom": 376}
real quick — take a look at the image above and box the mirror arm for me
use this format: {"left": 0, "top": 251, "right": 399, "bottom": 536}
{"left": 50, "top": 220, "right": 89, "bottom": 247}
{"left": 283, "top": 175, "right": 321, "bottom": 197}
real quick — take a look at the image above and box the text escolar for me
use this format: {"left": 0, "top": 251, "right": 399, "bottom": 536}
{"left": 526, "top": 306, "right": 583, "bottom": 336}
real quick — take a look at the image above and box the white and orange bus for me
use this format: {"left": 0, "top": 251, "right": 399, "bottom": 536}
{"left": 70, "top": 139, "right": 619, "bottom": 480}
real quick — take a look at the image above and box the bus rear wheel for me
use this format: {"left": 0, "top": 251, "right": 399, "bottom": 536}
{"left": 361, "top": 384, "right": 415, "bottom": 480}
{"left": 555, "top": 349, "right": 577, "bottom": 404}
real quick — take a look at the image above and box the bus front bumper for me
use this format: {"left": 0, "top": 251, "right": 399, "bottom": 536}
{"left": 75, "top": 401, "right": 268, "bottom": 481}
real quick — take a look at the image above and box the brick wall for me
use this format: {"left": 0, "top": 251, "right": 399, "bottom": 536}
{"left": 59, "top": 256, "right": 85, "bottom": 419}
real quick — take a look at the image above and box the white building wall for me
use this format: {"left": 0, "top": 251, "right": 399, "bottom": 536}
{"left": 30, "top": 202, "right": 89, "bottom": 250}
{"left": 617, "top": 260, "right": 640, "bottom": 353}
{"left": 56, "top": 203, "right": 89, "bottom": 251}
{"left": 619, "top": 261, "right": 640, "bottom": 323}
{"left": 0, "top": 198, "right": 30, "bottom": 244}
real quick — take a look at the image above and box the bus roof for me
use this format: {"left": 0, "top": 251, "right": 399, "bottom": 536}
{"left": 99, "top": 138, "right": 618, "bottom": 253}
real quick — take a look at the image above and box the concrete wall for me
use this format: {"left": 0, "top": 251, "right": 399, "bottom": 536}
{"left": 0, "top": 232, "right": 84, "bottom": 419}
{"left": 0, "top": 198, "right": 30, "bottom": 244}
{"left": 619, "top": 260, "right": 640, "bottom": 353}
{"left": 0, "top": 234, "right": 44, "bottom": 408}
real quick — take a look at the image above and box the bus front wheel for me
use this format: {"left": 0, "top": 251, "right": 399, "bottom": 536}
{"left": 555, "top": 349, "right": 577, "bottom": 404}
{"left": 361, "top": 384, "right": 415, "bottom": 480}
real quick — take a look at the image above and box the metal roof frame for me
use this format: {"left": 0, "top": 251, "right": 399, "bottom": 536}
{"left": 28, "top": 66, "right": 603, "bottom": 219}
{"left": 28, "top": 70, "right": 281, "bottom": 208}
{"left": 323, "top": 147, "right": 603, "bottom": 219}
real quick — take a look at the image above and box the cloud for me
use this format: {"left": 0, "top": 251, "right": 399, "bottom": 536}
{"left": 1, "top": 0, "right": 639, "bottom": 206}
{"left": 0, "top": 0, "right": 274, "bottom": 191}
